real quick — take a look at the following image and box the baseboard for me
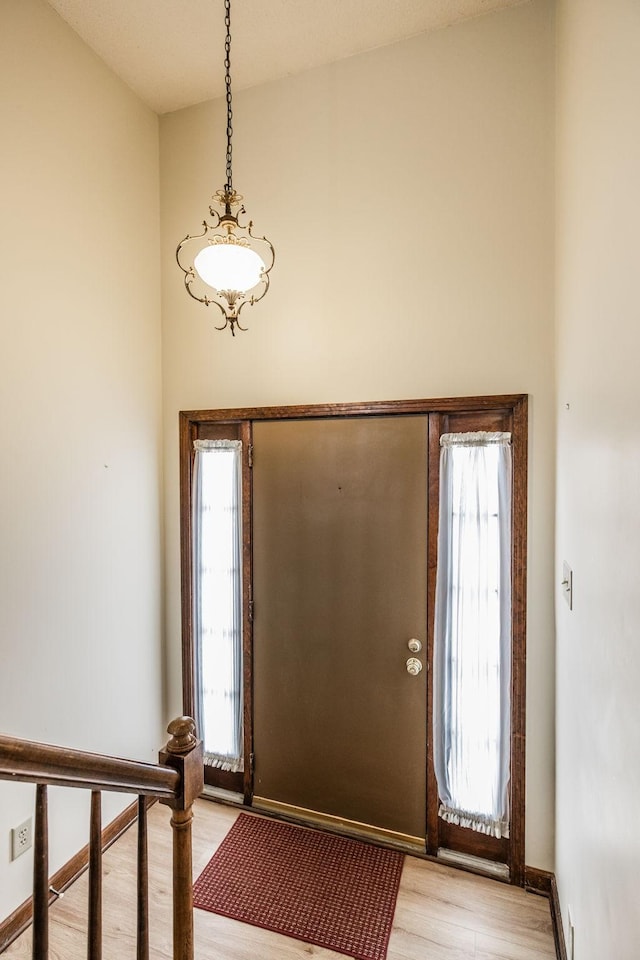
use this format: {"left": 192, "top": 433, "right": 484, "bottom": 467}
{"left": 549, "top": 874, "right": 568, "bottom": 960}
{"left": 0, "top": 797, "right": 146, "bottom": 952}
{"left": 524, "top": 867, "right": 567, "bottom": 960}
{"left": 524, "top": 864, "right": 553, "bottom": 895}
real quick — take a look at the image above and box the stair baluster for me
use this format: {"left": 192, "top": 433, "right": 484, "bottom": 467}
{"left": 137, "top": 795, "right": 149, "bottom": 960}
{"left": 32, "top": 784, "right": 49, "bottom": 960}
{"left": 88, "top": 791, "right": 102, "bottom": 960}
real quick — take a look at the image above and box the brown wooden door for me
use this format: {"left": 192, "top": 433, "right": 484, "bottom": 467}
{"left": 252, "top": 416, "right": 429, "bottom": 841}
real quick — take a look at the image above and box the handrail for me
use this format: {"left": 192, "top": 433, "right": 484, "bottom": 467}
{"left": 0, "top": 735, "right": 180, "bottom": 799}
{"left": 0, "top": 717, "right": 204, "bottom": 960}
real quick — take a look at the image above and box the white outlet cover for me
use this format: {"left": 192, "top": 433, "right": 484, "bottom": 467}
{"left": 10, "top": 817, "right": 33, "bottom": 861}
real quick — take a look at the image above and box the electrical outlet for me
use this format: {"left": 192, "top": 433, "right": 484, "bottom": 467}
{"left": 10, "top": 817, "right": 33, "bottom": 861}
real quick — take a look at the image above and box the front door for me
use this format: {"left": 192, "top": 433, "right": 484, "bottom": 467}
{"left": 251, "top": 416, "right": 428, "bottom": 842}
{"left": 180, "top": 394, "right": 527, "bottom": 880}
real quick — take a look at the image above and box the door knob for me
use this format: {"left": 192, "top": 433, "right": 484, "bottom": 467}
{"left": 407, "top": 638, "right": 422, "bottom": 653}
{"left": 406, "top": 657, "right": 423, "bottom": 676}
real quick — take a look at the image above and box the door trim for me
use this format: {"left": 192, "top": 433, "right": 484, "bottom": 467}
{"left": 179, "top": 417, "right": 254, "bottom": 802}
{"left": 179, "top": 393, "right": 528, "bottom": 883}
{"left": 424, "top": 400, "right": 527, "bottom": 884}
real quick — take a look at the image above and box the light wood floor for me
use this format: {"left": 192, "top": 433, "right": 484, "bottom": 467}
{"left": 5, "top": 799, "right": 556, "bottom": 960}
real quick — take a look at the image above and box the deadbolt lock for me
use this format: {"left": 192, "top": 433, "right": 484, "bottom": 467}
{"left": 407, "top": 638, "right": 422, "bottom": 654}
{"left": 406, "top": 657, "right": 423, "bottom": 676}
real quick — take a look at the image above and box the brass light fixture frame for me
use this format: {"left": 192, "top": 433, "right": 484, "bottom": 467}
{"left": 176, "top": 188, "right": 275, "bottom": 335}
{"left": 175, "top": 0, "right": 274, "bottom": 336}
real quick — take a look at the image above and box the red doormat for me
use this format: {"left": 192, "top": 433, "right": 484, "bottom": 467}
{"left": 193, "top": 813, "right": 404, "bottom": 960}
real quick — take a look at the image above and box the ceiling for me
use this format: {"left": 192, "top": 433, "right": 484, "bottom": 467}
{"left": 45, "top": 0, "right": 523, "bottom": 115}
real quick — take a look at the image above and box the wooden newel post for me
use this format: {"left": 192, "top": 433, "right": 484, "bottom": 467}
{"left": 159, "top": 717, "right": 204, "bottom": 960}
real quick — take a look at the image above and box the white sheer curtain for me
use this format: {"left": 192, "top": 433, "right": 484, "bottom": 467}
{"left": 433, "top": 431, "right": 512, "bottom": 839}
{"left": 192, "top": 439, "right": 244, "bottom": 772}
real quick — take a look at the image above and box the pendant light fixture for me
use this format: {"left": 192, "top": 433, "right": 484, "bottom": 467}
{"left": 176, "top": 0, "right": 275, "bottom": 336}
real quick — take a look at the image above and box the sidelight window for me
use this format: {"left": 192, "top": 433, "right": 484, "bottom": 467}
{"left": 433, "top": 431, "right": 512, "bottom": 839}
{"left": 192, "top": 439, "right": 244, "bottom": 772}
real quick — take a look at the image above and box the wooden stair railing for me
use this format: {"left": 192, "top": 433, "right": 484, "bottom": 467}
{"left": 0, "top": 716, "right": 204, "bottom": 960}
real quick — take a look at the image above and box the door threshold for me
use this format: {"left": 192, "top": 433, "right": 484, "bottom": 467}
{"left": 252, "top": 796, "right": 425, "bottom": 854}
{"left": 437, "top": 847, "right": 510, "bottom": 880}
{"left": 201, "top": 784, "right": 244, "bottom": 805}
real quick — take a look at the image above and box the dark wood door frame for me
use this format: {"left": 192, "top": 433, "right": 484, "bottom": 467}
{"left": 179, "top": 417, "right": 253, "bottom": 801}
{"left": 179, "top": 394, "right": 528, "bottom": 884}
{"left": 425, "top": 401, "right": 528, "bottom": 885}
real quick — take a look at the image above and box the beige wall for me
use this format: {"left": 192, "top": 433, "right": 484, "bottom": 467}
{"left": 161, "top": 0, "right": 556, "bottom": 868}
{"left": 0, "top": 0, "right": 164, "bottom": 919}
{"left": 5, "top": 0, "right": 639, "bottom": 940}
{"left": 556, "top": 0, "right": 640, "bottom": 955}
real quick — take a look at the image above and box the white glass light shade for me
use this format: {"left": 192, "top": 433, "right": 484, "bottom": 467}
{"left": 194, "top": 241, "right": 265, "bottom": 293}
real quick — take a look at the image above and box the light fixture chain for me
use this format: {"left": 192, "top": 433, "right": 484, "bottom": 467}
{"left": 175, "top": 0, "right": 274, "bottom": 331}
{"left": 224, "top": 0, "right": 233, "bottom": 193}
